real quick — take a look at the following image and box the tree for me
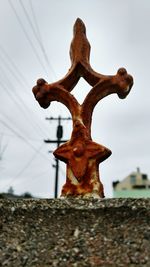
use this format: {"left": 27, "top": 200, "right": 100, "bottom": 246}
{"left": 7, "top": 186, "right": 14, "bottom": 195}
{"left": 21, "top": 192, "right": 33, "bottom": 198}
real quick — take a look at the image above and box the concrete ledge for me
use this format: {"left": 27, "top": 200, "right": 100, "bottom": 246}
{"left": 0, "top": 198, "right": 150, "bottom": 266}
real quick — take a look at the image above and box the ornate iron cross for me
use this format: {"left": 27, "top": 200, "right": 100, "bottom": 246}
{"left": 32, "top": 18, "right": 133, "bottom": 198}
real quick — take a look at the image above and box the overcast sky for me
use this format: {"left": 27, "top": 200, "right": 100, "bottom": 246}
{"left": 0, "top": 0, "right": 150, "bottom": 198}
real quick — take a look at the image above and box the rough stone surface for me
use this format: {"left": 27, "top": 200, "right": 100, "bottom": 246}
{"left": 0, "top": 198, "right": 150, "bottom": 266}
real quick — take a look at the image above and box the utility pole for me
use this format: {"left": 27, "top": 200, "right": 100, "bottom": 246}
{"left": 44, "top": 116, "right": 71, "bottom": 198}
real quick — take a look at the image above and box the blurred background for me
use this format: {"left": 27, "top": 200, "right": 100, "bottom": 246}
{"left": 0, "top": 0, "right": 150, "bottom": 198}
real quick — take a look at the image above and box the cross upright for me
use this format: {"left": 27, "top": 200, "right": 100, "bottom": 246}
{"left": 32, "top": 18, "right": 133, "bottom": 198}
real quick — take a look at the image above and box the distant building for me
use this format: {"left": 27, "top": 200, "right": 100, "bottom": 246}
{"left": 113, "top": 168, "right": 150, "bottom": 198}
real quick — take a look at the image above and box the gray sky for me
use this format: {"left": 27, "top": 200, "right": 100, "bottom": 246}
{"left": 0, "top": 0, "right": 150, "bottom": 198}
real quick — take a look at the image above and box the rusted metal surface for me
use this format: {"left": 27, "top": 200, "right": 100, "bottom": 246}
{"left": 32, "top": 18, "right": 133, "bottom": 198}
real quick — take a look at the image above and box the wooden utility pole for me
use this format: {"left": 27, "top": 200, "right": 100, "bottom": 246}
{"left": 44, "top": 116, "right": 71, "bottom": 198}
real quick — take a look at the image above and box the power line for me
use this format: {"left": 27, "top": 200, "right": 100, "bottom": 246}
{"left": 0, "top": 80, "right": 40, "bottom": 138}
{"left": 0, "top": 118, "right": 49, "bottom": 162}
{"left": 28, "top": 0, "right": 63, "bottom": 116}
{"left": 0, "top": 113, "right": 65, "bottom": 178}
{"left": 0, "top": 80, "right": 32, "bottom": 125}
{"left": 16, "top": 167, "right": 51, "bottom": 186}
{"left": 0, "top": 116, "right": 66, "bottom": 197}
{"left": 0, "top": 131, "right": 43, "bottom": 142}
{"left": 0, "top": 52, "right": 27, "bottom": 90}
{"left": 8, "top": 0, "right": 63, "bottom": 120}
{"left": 11, "top": 169, "right": 53, "bottom": 198}
{"left": 0, "top": 117, "right": 66, "bottom": 196}
{"left": 0, "top": 44, "right": 51, "bottom": 134}
{"left": 1, "top": 143, "right": 44, "bottom": 191}
{"left": 6, "top": 1, "right": 60, "bottom": 136}
{"left": 20, "top": 0, "right": 56, "bottom": 80}
{"left": 0, "top": 67, "right": 48, "bottom": 137}
{"left": 29, "top": 0, "right": 42, "bottom": 39}
{"left": 0, "top": 134, "right": 8, "bottom": 160}
{"left": 29, "top": 0, "right": 57, "bottom": 80}
{"left": 8, "top": 0, "right": 49, "bottom": 79}
{"left": 0, "top": 44, "right": 30, "bottom": 89}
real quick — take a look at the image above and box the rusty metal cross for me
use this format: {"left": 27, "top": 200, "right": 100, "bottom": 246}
{"left": 32, "top": 18, "right": 133, "bottom": 198}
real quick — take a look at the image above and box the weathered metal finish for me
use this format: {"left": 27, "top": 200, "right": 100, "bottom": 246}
{"left": 32, "top": 18, "right": 133, "bottom": 198}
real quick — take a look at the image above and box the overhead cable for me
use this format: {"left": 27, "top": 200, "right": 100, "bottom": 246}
{"left": 0, "top": 50, "right": 49, "bottom": 136}
{"left": 8, "top": 0, "right": 49, "bottom": 79}
{"left": 1, "top": 143, "right": 44, "bottom": 191}
{"left": 0, "top": 68, "right": 48, "bottom": 137}
{"left": 0, "top": 118, "right": 49, "bottom": 162}
{"left": 0, "top": 44, "right": 30, "bottom": 89}
{"left": 20, "top": 0, "right": 56, "bottom": 80}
